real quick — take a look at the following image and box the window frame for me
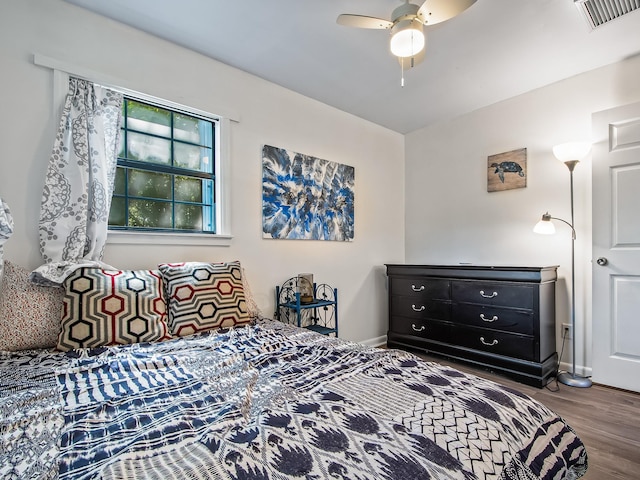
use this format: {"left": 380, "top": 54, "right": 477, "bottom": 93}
{"left": 106, "top": 93, "right": 232, "bottom": 246}
{"left": 110, "top": 96, "right": 218, "bottom": 235}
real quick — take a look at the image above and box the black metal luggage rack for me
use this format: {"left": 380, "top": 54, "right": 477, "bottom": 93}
{"left": 275, "top": 277, "right": 338, "bottom": 336}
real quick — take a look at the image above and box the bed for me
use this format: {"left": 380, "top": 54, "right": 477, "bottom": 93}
{"left": 0, "top": 262, "right": 588, "bottom": 480}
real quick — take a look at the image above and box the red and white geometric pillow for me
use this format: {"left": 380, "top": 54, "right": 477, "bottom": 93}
{"left": 57, "top": 268, "right": 171, "bottom": 351}
{"left": 158, "top": 261, "right": 250, "bottom": 337}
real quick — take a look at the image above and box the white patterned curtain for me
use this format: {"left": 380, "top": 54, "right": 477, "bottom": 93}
{"left": 0, "top": 197, "right": 13, "bottom": 278}
{"left": 30, "top": 77, "right": 123, "bottom": 285}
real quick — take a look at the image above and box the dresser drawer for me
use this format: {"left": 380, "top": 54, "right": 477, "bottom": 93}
{"left": 452, "top": 304, "right": 534, "bottom": 335}
{"left": 453, "top": 325, "right": 536, "bottom": 361}
{"left": 390, "top": 295, "right": 450, "bottom": 321}
{"left": 389, "top": 316, "right": 451, "bottom": 343}
{"left": 452, "top": 281, "right": 534, "bottom": 309}
{"left": 390, "top": 278, "right": 450, "bottom": 300}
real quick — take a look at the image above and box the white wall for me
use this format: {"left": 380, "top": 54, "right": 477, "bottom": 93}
{"left": 0, "top": 0, "right": 405, "bottom": 344}
{"left": 405, "top": 54, "right": 640, "bottom": 374}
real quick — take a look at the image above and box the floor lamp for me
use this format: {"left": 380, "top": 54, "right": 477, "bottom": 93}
{"left": 534, "top": 141, "right": 592, "bottom": 388}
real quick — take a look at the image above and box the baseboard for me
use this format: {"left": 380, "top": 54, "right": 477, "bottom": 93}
{"left": 360, "top": 335, "right": 387, "bottom": 348}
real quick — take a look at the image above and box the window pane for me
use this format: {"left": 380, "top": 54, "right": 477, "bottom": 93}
{"left": 175, "top": 204, "right": 203, "bottom": 230}
{"left": 126, "top": 100, "right": 170, "bottom": 137}
{"left": 175, "top": 176, "right": 205, "bottom": 203}
{"left": 174, "top": 143, "right": 212, "bottom": 172}
{"left": 127, "top": 131, "right": 171, "bottom": 165}
{"left": 128, "top": 169, "right": 171, "bottom": 200}
{"left": 128, "top": 199, "right": 172, "bottom": 228}
{"left": 114, "top": 167, "right": 126, "bottom": 195}
{"left": 108, "top": 197, "right": 126, "bottom": 226}
{"left": 174, "top": 113, "right": 212, "bottom": 146}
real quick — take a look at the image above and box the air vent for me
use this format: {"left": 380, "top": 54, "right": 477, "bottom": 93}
{"left": 575, "top": 0, "right": 640, "bottom": 29}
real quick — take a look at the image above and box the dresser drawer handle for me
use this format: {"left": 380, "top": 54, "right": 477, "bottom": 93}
{"left": 479, "top": 290, "right": 498, "bottom": 298}
{"left": 480, "top": 337, "right": 498, "bottom": 346}
{"left": 480, "top": 314, "right": 498, "bottom": 322}
{"left": 412, "top": 324, "right": 425, "bottom": 332}
{"left": 411, "top": 304, "right": 425, "bottom": 312}
{"left": 411, "top": 284, "right": 425, "bottom": 292}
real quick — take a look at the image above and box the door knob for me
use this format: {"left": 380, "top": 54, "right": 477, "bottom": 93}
{"left": 596, "top": 257, "right": 608, "bottom": 266}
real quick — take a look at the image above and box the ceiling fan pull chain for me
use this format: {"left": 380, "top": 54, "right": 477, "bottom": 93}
{"left": 401, "top": 57, "right": 405, "bottom": 87}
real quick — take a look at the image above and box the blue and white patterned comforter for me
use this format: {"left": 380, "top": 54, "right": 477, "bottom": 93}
{"left": 0, "top": 319, "right": 587, "bottom": 480}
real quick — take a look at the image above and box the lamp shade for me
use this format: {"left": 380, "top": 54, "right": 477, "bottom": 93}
{"left": 533, "top": 220, "right": 555, "bottom": 235}
{"left": 552, "top": 142, "right": 591, "bottom": 163}
{"left": 390, "top": 19, "right": 425, "bottom": 57}
{"left": 533, "top": 213, "right": 555, "bottom": 235}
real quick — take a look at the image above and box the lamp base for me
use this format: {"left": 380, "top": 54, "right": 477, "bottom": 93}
{"left": 557, "top": 371, "right": 592, "bottom": 388}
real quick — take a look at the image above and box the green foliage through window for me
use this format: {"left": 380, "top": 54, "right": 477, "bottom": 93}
{"left": 108, "top": 98, "right": 216, "bottom": 233}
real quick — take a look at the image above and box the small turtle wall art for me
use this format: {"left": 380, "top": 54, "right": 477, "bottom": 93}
{"left": 487, "top": 147, "right": 527, "bottom": 192}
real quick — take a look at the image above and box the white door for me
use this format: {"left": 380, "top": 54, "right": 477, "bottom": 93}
{"left": 592, "top": 101, "right": 640, "bottom": 393}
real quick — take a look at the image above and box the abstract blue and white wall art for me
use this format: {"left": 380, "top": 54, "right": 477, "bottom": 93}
{"left": 262, "top": 145, "right": 355, "bottom": 241}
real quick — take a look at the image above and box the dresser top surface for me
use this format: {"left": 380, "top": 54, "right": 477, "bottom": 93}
{"left": 385, "top": 264, "right": 558, "bottom": 283}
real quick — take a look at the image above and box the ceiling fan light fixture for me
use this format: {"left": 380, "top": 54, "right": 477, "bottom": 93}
{"left": 390, "top": 19, "right": 425, "bottom": 57}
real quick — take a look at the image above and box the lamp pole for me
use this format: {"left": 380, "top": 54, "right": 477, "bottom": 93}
{"left": 557, "top": 160, "right": 592, "bottom": 388}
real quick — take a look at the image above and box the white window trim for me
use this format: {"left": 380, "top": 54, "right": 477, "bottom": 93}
{"left": 107, "top": 230, "right": 233, "bottom": 246}
{"left": 34, "top": 53, "right": 237, "bottom": 247}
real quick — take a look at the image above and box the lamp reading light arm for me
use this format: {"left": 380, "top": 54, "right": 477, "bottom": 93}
{"left": 546, "top": 215, "right": 576, "bottom": 240}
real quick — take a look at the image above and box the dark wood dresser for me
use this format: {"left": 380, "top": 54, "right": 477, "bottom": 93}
{"left": 385, "top": 264, "right": 558, "bottom": 387}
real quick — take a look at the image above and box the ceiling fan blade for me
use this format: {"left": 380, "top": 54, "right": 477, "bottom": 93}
{"left": 417, "top": 0, "right": 477, "bottom": 25}
{"left": 336, "top": 14, "right": 393, "bottom": 29}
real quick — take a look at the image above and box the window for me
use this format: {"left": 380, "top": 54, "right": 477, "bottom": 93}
{"left": 108, "top": 97, "right": 218, "bottom": 234}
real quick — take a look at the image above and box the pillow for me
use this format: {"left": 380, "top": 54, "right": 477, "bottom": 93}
{"left": 159, "top": 261, "right": 250, "bottom": 336}
{"left": 0, "top": 261, "right": 64, "bottom": 351}
{"left": 57, "top": 268, "right": 171, "bottom": 351}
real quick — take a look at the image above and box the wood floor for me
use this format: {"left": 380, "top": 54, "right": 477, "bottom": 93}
{"left": 409, "top": 351, "right": 640, "bottom": 479}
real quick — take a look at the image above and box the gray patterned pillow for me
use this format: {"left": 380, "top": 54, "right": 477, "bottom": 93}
{"left": 0, "top": 261, "right": 64, "bottom": 351}
{"left": 159, "top": 261, "right": 250, "bottom": 337}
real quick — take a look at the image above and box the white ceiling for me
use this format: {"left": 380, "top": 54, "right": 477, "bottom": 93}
{"left": 64, "top": 0, "right": 640, "bottom": 134}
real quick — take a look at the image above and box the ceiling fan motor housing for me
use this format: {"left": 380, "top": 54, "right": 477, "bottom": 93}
{"left": 391, "top": 2, "right": 421, "bottom": 23}
{"left": 390, "top": 3, "right": 425, "bottom": 58}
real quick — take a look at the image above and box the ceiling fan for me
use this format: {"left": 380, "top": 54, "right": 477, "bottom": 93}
{"left": 337, "top": 0, "right": 477, "bottom": 79}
